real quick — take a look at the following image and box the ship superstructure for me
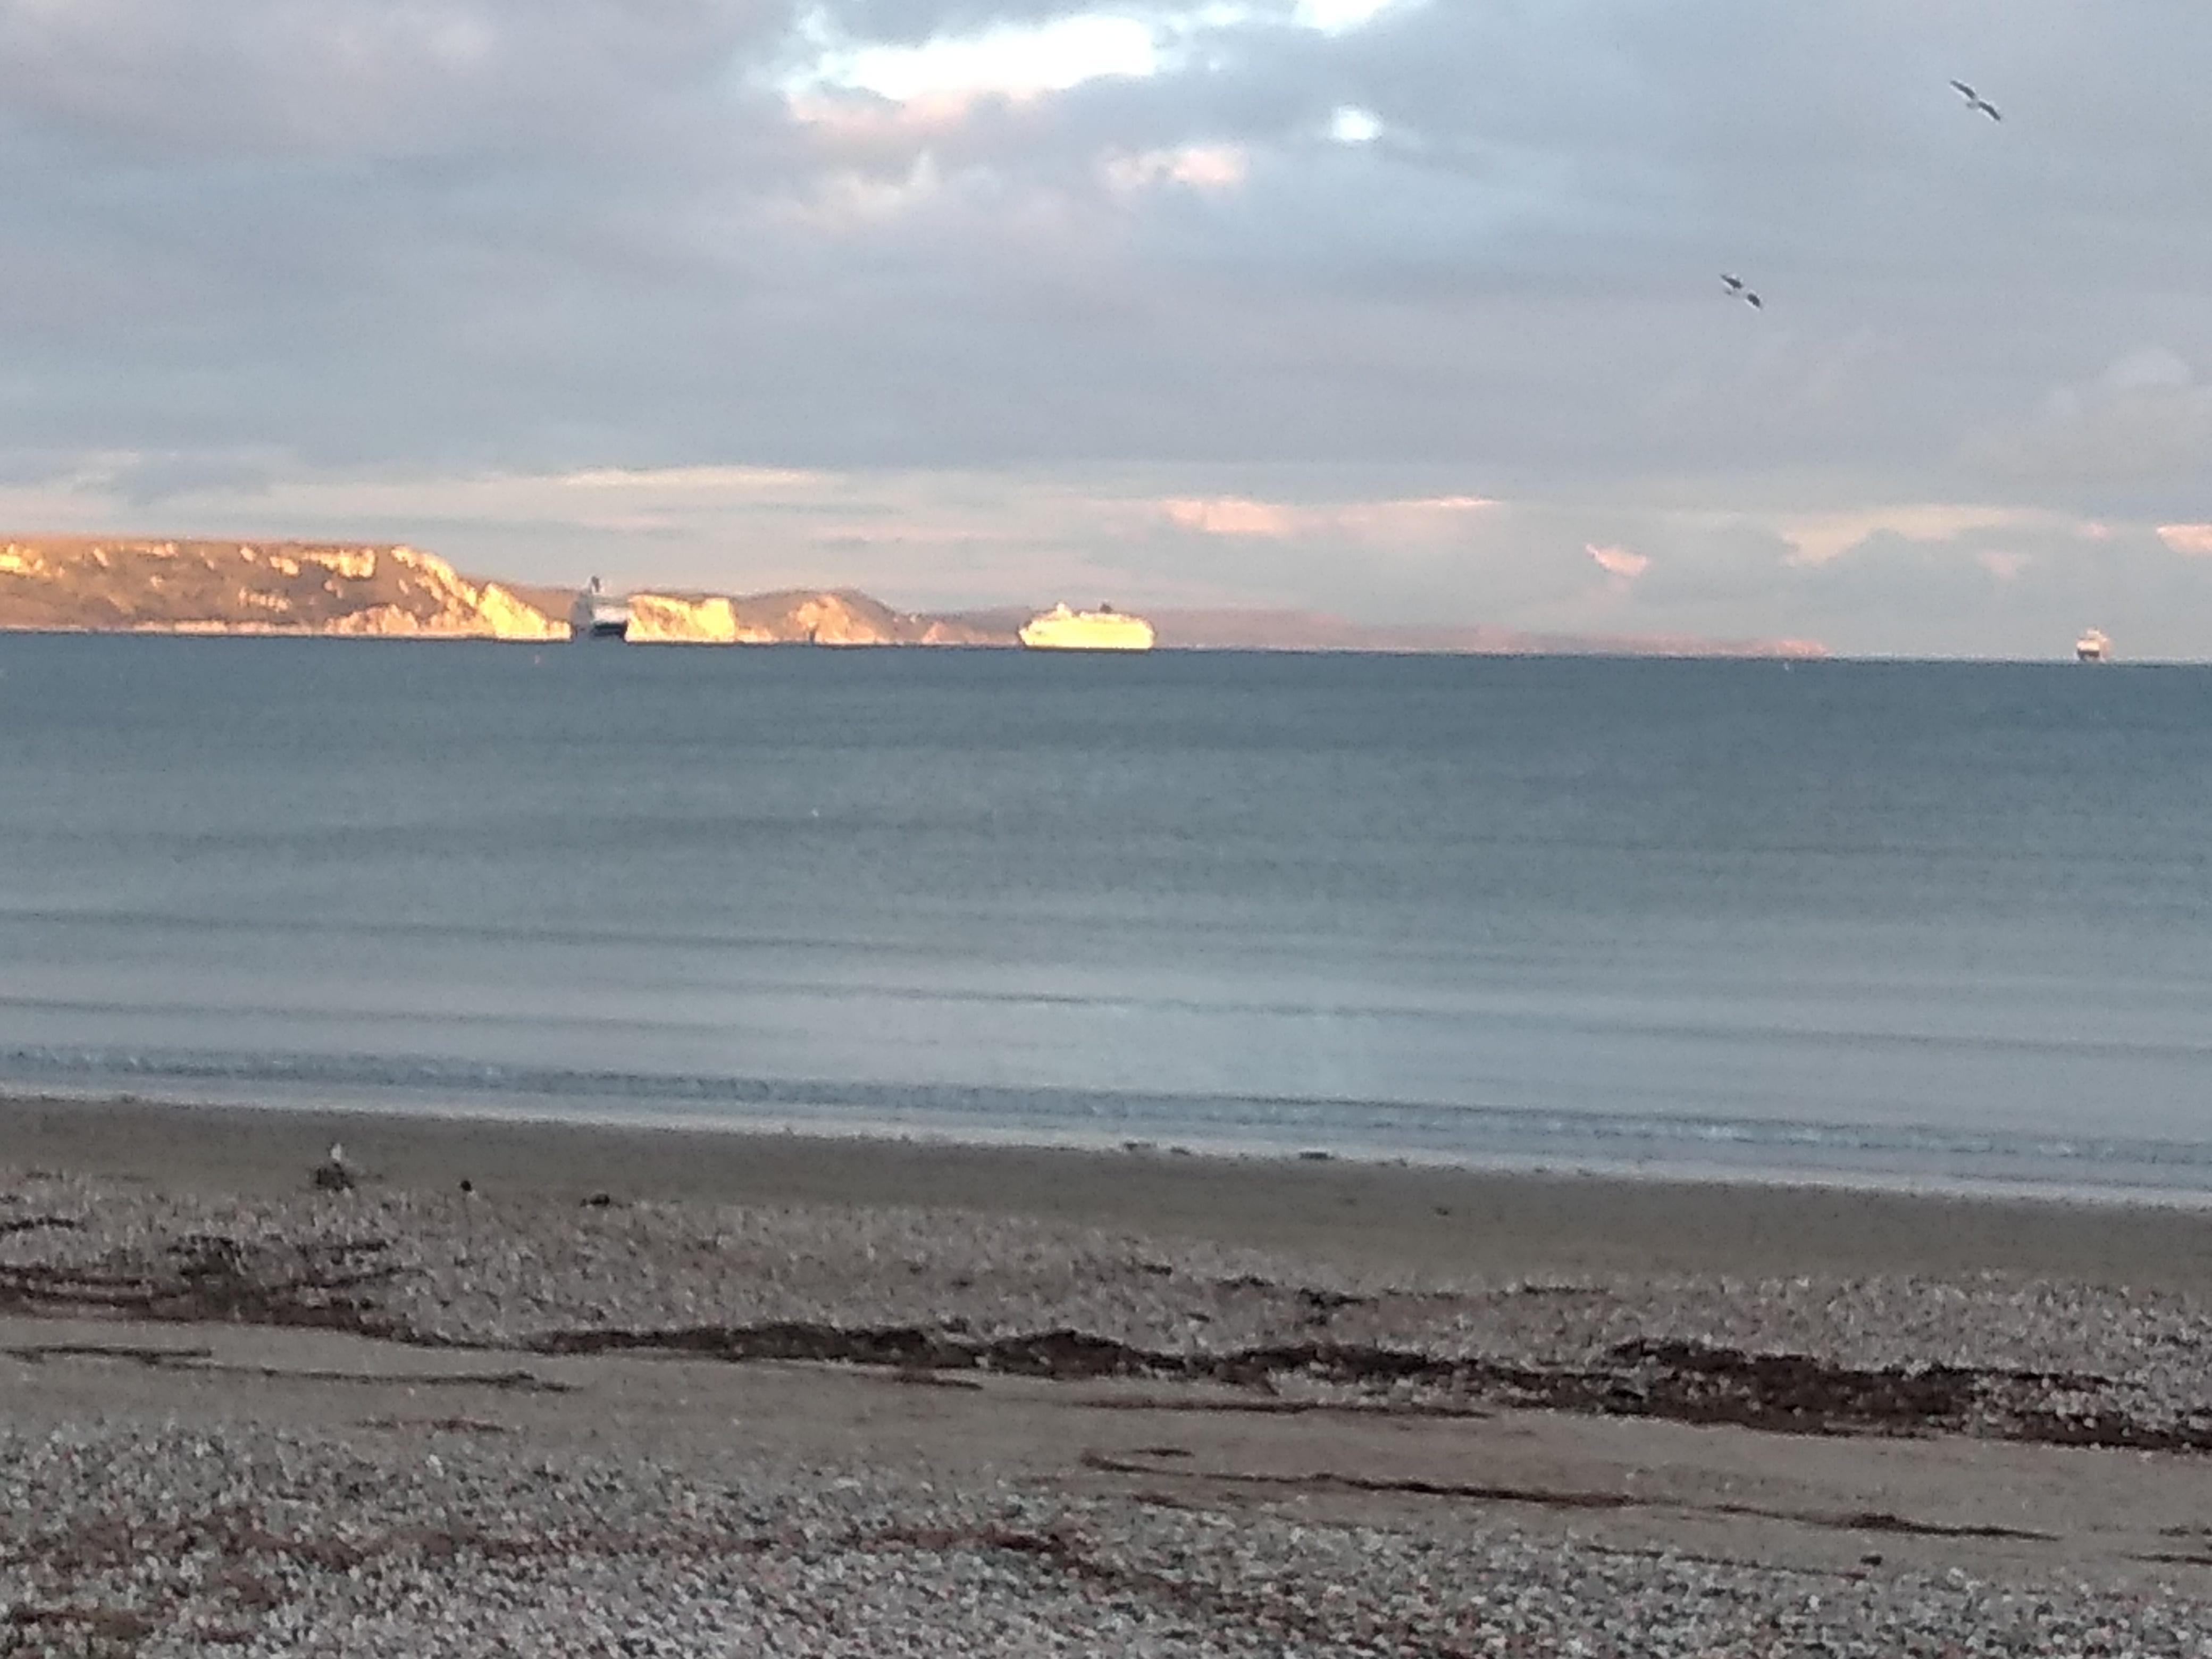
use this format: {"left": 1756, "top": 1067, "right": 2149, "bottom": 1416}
{"left": 1018, "top": 603, "right": 1155, "bottom": 651}
{"left": 570, "top": 577, "right": 631, "bottom": 641}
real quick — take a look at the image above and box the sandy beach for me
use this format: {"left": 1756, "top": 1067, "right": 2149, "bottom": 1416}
{"left": 9, "top": 1093, "right": 2212, "bottom": 1655}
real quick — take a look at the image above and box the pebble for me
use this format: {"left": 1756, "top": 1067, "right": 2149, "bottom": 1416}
{"left": 5, "top": 1421, "right": 2209, "bottom": 1657}
{"left": 7, "top": 1168, "right": 2212, "bottom": 1652}
{"left": 8, "top": 1171, "right": 2212, "bottom": 1436}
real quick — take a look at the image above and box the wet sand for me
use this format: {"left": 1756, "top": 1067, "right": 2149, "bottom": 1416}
{"left": 10, "top": 1090, "right": 2212, "bottom": 1286}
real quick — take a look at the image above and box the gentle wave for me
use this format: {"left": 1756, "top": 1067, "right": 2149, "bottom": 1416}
{"left": 10, "top": 1043, "right": 2212, "bottom": 1195}
{"left": 3, "top": 986, "right": 2207, "bottom": 1065}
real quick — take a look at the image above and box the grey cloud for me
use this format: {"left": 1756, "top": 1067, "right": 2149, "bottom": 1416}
{"left": 0, "top": 1, "right": 788, "bottom": 161}
{"left": 97, "top": 448, "right": 297, "bottom": 506}
{"left": 803, "top": 0, "right": 1170, "bottom": 49}
{"left": 1124, "top": 507, "right": 1572, "bottom": 623}
{"left": 1963, "top": 349, "right": 2212, "bottom": 509}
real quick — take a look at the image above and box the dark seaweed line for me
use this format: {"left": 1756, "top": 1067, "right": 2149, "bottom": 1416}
{"left": 528, "top": 1323, "right": 2212, "bottom": 1455}
{"left": 5, "top": 1240, "right": 2208, "bottom": 1456}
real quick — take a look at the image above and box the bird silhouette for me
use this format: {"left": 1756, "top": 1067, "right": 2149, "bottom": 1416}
{"left": 1949, "top": 79, "right": 2001, "bottom": 121}
{"left": 1721, "top": 273, "right": 1763, "bottom": 309}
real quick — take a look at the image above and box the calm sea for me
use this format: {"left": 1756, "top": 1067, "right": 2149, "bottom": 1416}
{"left": 4, "top": 635, "right": 2210, "bottom": 1197}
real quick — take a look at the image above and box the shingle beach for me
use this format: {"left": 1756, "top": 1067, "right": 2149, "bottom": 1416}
{"left": 6, "top": 1098, "right": 2212, "bottom": 1655}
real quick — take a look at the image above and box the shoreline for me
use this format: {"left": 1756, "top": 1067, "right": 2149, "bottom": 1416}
{"left": 12, "top": 1088, "right": 2212, "bottom": 1649}
{"left": 23, "top": 1069, "right": 2212, "bottom": 1202}
{"left": 11, "top": 1088, "right": 2212, "bottom": 1287}
{"left": 14, "top": 1053, "right": 2212, "bottom": 1211}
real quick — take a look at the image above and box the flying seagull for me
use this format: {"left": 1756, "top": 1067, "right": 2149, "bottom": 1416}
{"left": 1949, "top": 79, "right": 2001, "bottom": 121}
{"left": 1721, "top": 273, "right": 1763, "bottom": 310}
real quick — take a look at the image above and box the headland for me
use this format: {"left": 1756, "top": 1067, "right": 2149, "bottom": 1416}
{"left": 0, "top": 532, "right": 1828, "bottom": 656}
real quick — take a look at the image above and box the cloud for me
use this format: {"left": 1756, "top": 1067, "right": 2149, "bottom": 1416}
{"left": 0, "top": 0, "right": 782, "bottom": 161}
{"left": 6, "top": 2, "right": 2212, "bottom": 650}
{"left": 1162, "top": 496, "right": 1298, "bottom": 535}
{"left": 1160, "top": 493, "right": 1493, "bottom": 539}
{"left": 1586, "top": 542, "right": 1649, "bottom": 579}
{"left": 2157, "top": 523, "right": 2212, "bottom": 557}
{"left": 1328, "top": 105, "right": 1381, "bottom": 144}
{"left": 561, "top": 465, "right": 826, "bottom": 492}
{"left": 1775, "top": 505, "right": 2071, "bottom": 568}
{"left": 1294, "top": 0, "right": 1402, "bottom": 35}
{"left": 793, "top": 12, "right": 1160, "bottom": 100}
{"left": 1965, "top": 350, "right": 2212, "bottom": 500}
{"left": 1102, "top": 143, "right": 1247, "bottom": 194}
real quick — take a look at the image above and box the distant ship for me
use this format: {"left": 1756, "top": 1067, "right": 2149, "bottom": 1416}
{"left": 569, "top": 577, "right": 631, "bottom": 641}
{"left": 1018, "top": 603, "right": 1155, "bottom": 652}
{"left": 2075, "top": 627, "right": 2110, "bottom": 663}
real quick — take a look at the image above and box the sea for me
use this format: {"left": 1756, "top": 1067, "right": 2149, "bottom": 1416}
{"left": 4, "top": 634, "right": 2211, "bottom": 1200}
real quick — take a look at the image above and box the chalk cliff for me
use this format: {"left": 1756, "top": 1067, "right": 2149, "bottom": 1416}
{"left": 625, "top": 588, "right": 1007, "bottom": 647}
{"left": 0, "top": 538, "right": 566, "bottom": 640}
{"left": 0, "top": 534, "right": 1829, "bottom": 658}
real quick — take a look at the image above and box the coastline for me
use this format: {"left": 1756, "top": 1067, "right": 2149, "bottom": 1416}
{"left": 11, "top": 1089, "right": 2212, "bottom": 1288}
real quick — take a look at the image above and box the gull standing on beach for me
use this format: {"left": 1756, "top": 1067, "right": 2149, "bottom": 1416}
{"left": 312, "top": 1141, "right": 355, "bottom": 1192}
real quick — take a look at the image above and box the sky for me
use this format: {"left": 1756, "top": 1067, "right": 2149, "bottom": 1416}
{"left": 2, "top": 0, "right": 2211, "bottom": 655}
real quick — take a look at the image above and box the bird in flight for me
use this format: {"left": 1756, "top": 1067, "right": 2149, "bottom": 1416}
{"left": 1949, "top": 79, "right": 2001, "bottom": 121}
{"left": 1721, "top": 273, "right": 1763, "bottom": 309}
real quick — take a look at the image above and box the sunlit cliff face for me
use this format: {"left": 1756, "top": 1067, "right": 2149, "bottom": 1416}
{"left": 622, "top": 588, "right": 1001, "bottom": 646}
{"left": 624, "top": 593, "right": 780, "bottom": 644}
{"left": 0, "top": 541, "right": 1040, "bottom": 646}
{"left": 0, "top": 539, "right": 567, "bottom": 639}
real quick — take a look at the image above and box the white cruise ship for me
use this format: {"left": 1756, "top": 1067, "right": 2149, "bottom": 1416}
{"left": 569, "top": 577, "right": 631, "bottom": 641}
{"left": 2075, "top": 627, "right": 2110, "bottom": 663}
{"left": 1018, "top": 603, "right": 1155, "bottom": 651}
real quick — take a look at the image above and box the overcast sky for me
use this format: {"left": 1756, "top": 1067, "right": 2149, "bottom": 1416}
{"left": 3, "top": 0, "right": 2210, "bottom": 653}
